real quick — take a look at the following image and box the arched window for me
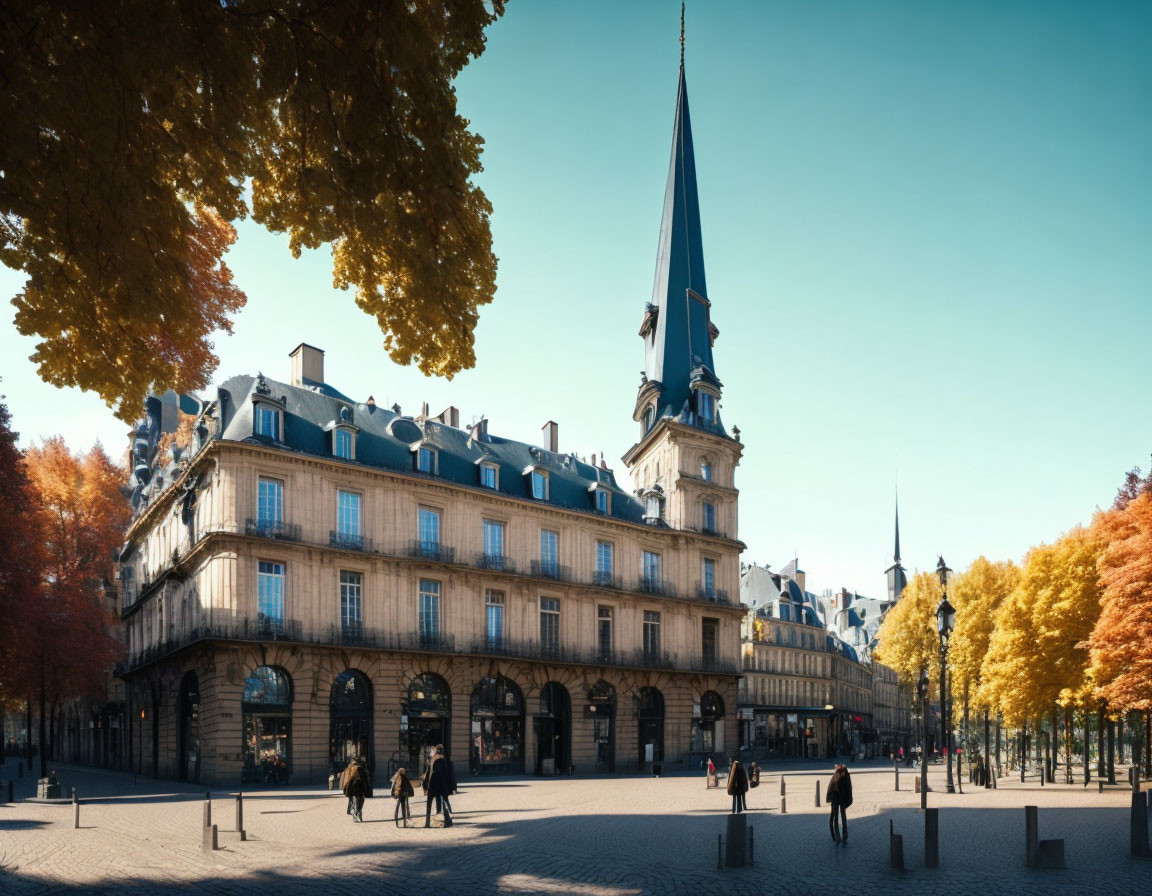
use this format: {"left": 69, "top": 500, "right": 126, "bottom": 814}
{"left": 643, "top": 405, "right": 656, "bottom": 433}
{"left": 243, "top": 666, "right": 292, "bottom": 706}
{"left": 330, "top": 670, "right": 372, "bottom": 772}
{"left": 242, "top": 666, "right": 293, "bottom": 785}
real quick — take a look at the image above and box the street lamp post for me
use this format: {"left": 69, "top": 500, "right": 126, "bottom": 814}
{"left": 918, "top": 667, "right": 929, "bottom": 811}
{"left": 936, "top": 556, "right": 956, "bottom": 795}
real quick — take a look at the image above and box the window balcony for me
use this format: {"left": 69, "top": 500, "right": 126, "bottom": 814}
{"left": 474, "top": 553, "right": 516, "bottom": 573}
{"left": 245, "top": 518, "right": 302, "bottom": 541}
{"left": 638, "top": 578, "right": 677, "bottom": 598}
{"left": 529, "top": 560, "right": 572, "bottom": 582}
{"left": 407, "top": 539, "right": 456, "bottom": 563}
{"left": 330, "top": 530, "right": 372, "bottom": 552}
{"left": 592, "top": 571, "right": 622, "bottom": 589}
{"left": 696, "top": 587, "right": 731, "bottom": 604}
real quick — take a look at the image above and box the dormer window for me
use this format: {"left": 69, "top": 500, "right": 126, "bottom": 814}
{"left": 334, "top": 428, "right": 354, "bottom": 460}
{"left": 643, "top": 405, "right": 656, "bottom": 433}
{"left": 416, "top": 445, "right": 438, "bottom": 474}
{"left": 640, "top": 486, "right": 664, "bottom": 525}
{"left": 254, "top": 403, "right": 282, "bottom": 440}
{"left": 591, "top": 485, "right": 611, "bottom": 515}
{"left": 697, "top": 390, "right": 716, "bottom": 423}
{"left": 479, "top": 461, "right": 499, "bottom": 490}
{"left": 525, "top": 467, "right": 549, "bottom": 500}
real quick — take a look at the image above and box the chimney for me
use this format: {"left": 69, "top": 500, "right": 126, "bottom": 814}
{"left": 542, "top": 421, "right": 558, "bottom": 453}
{"left": 366, "top": 396, "right": 376, "bottom": 411}
{"left": 289, "top": 343, "right": 324, "bottom": 387}
{"left": 436, "top": 406, "right": 460, "bottom": 428}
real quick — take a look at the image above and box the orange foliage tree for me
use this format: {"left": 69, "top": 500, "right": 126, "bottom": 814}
{"left": 1089, "top": 492, "right": 1152, "bottom": 712}
{"left": 18, "top": 439, "right": 129, "bottom": 775}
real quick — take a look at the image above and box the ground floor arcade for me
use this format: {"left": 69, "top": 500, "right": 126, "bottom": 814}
{"left": 119, "top": 640, "right": 739, "bottom": 786}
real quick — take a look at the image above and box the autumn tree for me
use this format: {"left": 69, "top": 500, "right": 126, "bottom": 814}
{"left": 0, "top": 396, "right": 45, "bottom": 750}
{"left": 18, "top": 439, "right": 130, "bottom": 775}
{"left": 874, "top": 570, "right": 944, "bottom": 693}
{"left": 947, "top": 556, "right": 1019, "bottom": 746}
{"left": 2, "top": 0, "right": 504, "bottom": 420}
{"left": 1089, "top": 492, "right": 1152, "bottom": 712}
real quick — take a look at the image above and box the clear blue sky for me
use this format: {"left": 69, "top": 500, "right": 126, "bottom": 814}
{"left": 2, "top": 1, "right": 1150, "bottom": 597}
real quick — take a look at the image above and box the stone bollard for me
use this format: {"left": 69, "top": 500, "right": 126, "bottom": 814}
{"left": 202, "top": 823, "right": 218, "bottom": 853}
{"left": 889, "top": 819, "right": 905, "bottom": 871}
{"left": 895, "top": 762, "right": 900, "bottom": 791}
{"left": 748, "top": 825, "right": 754, "bottom": 866}
{"left": 725, "top": 813, "right": 748, "bottom": 867}
{"left": 73, "top": 789, "right": 79, "bottom": 829}
{"left": 815, "top": 779, "right": 821, "bottom": 808}
{"left": 236, "top": 792, "right": 245, "bottom": 839}
{"left": 716, "top": 833, "right": 723, "bottom": 870}
{"left": 925, "top": 808, "right": 939, "bottom": 868}
{"left": 915, "top": 776, "right": 921, "bottom": 794}
{"left": 203, "top": 792, "right": 211, "bottom": 831}
{"left": 1099, "top": 780, "right": 1104, "bottom": 793}
{"left": 780, "top": 776, "right": 786, "bottom": 814}
{"left": 1132, "top": 791, "right": 1150, "bottom": 857}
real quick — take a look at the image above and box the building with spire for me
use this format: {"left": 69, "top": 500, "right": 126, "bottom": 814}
{"left": 112, "top": 29, "right": 743, "bottom": 786}
{"left": 885, "top": 495, "right": 908, "bottom": 605}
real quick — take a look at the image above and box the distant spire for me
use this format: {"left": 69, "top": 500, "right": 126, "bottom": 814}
{"left": 893, "top": 488, "right": 901, "bottom": 564}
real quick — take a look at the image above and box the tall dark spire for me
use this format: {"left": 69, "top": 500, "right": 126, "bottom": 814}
{"left": 636, "top": 14, "right": 721, "bottom": 433}
{"left": 886, "top": 490, "right": 907, "bottom": 604}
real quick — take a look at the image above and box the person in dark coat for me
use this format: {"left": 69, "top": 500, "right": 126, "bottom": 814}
{"left": 438, "top": 744, "right": 457, "bottom": 816}
{"left": 727, "top": 759, "right": 749, "bottom": 813}
{"left": 424, "top": 749, "right": 453, "bottom": 827}
{"left": 826, "top": 764, "right": 853, "bottom": 843}
{"left": 342, "top": 758, "right": 371, "bottom": 822}
{"left": 391, "top": 766, "right": 415, "bottom": 827}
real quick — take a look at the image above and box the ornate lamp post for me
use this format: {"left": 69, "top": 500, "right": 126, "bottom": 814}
{"left": 918, "top": 666, "right": 929, "bottom": 811}
{"left": 936, "top": 556, "right": 956, "bottom": 794}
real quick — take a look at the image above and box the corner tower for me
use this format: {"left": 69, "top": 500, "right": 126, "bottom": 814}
{"left": 623, "top": 34, "right": 742, "bottom": 538}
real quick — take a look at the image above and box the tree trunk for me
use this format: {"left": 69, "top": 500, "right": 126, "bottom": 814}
{"left": 48, "top": 701, "right": 57, "bottom": 764}
{"left": 1117, "top": 715, "right": 1125, "bottom": 765}
{"left": 1064, "top": 705, "right": 1072, "bottom": 784}
{"left": 1020, "top": 719, "right": 1027, "bottom": 782}
{"left": 1107, "top": 717, "right": 1116, "bottom": 784}
{"left": 995, "top": 717, "right": 1002, "bottom": 776}
{"left": 984, "top": 709, "right": 991, "bottom": 787}
{"left": 25, "top": 697, "right": 33, "bottom": 766}
{"left": 1145, "top": 712, "right": 1151, "bottom": 779}
{"left": 1083, "top": 708, "right": 1091, "bottom": 784}
{"left": 1098, "top": 703, "right": 1106, "bottom": 778}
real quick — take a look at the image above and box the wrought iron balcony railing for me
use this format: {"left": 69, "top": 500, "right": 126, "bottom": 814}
{"left": 529, "top": 560, "right": 572, "bottom": 582}
{"left": 330, "top": 530, "right": 372, "bottom": 552}
{"left": 591, "top": 571, "right": 622, "bottom": 589}
{"left": 245, "top": 518, "right": 302, "bottom": 541}
{"left": 474, "top": 553, "right": 516, "bottom": 573}
{"left": 638, "top": 578, "right": 677, "bottom": 598}
{"left": 407, "top": 539, "right": 456, "bottom": 563}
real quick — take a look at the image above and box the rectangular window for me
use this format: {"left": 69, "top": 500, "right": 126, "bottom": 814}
{"left": 340, "top": 571, "right": 362, "bottom": 633}
{"left": 597, "top": 605, "right": 612, "bottom": 660}
{"left": 480, "top": 463, "right": 497, "bottom": 489}
{"left": 702, "top": 558, "right": 716, "bottom": 598}
{"left": 418, "top": 507, "right": 440, "bottom": 555}
{"left": 595, "top": 540, "right": 614, "bottom": 585}
{"left": 702, "top": 617, "right": 719, "bottom": 663}
{"left": 531, "top": 470, "right": 548, "bottom": 500}
{"left": 418, "top": 447, "right": 436, "bottom": 474}
{"left": 334, "top": 429, "right": 353, "bottom": 459}
{"left": 257, "top": 477, "right": 283, "bottom": 525}
{"left": 698, "top": 391, "right": 715, "bottom": 422}
{"left": 419, "top": 579, "right": 440, "bottom": 644}
{"left": 540, "top": 529, "right": 558, "bottom": 576}
{"left": 643, "top": 610, "right": 661, "bottom": 660}
{"left": 540, "top": 597, "right": 559, "bottom": 655}
{"left": 483, "top": 519, "right": 504, "bottom": 562}
{"left": 257, "top": 561, "right": 285, "bottom": 630}
{"left": 595, "top": 489, "right": 608, "bottom": 513}
{"left": 337, "top": 490, "right": 361, "bottom": 536}
{"left": 255, "top": 405, "right": 280, "bottom": 439}
{"left": 701, "top": 461, "right": 712, "bottom": 482}
{"left": 642, "top": 551, "right": 661, "bottom": 591}
{"left": 702, "top": 502, "right": 715, "bottom": 533}
{"left": 485, "top": 590, "right": 504, "bottom": 648}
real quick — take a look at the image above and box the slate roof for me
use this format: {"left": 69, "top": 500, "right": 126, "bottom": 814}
{"left": 213, "top": 373, "right": 644, "bottom": 523}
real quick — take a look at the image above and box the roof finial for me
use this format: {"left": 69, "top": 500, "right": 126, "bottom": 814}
{"left": 680, "top": 2, "right": 685, "bottom": 67}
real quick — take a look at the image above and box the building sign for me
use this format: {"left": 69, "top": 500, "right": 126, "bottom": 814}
{"left": 739, "top": 708, "right": 754, "bottom": 720}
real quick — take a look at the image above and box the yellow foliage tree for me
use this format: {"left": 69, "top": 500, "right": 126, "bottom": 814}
{"left": 874, "top": 570, "right": 944, "bottom": 690}
{"left": 1089, "top": 493, "right": 1152, "bottom": 711}
{"left": 948, "top": 556, "right": 1020, "bottom": 715}
{"left": 982, "top": 528, "right": 1103, "bottom": 727}
{"left": 2, "top": 1, "right": 504, "bottom": 420}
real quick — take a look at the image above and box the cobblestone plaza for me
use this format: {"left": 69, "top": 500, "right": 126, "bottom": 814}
{"left": 1, "top": 759, "right": 1147, "bottom": 894}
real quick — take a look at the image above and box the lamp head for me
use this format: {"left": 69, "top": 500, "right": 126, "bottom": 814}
{"left": 936, "top": 555, "right": 952, "bottom": 589}
{"left": 936, "top": 595, "right": 956, "bottom": 644}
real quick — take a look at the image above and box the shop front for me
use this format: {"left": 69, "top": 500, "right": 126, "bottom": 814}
{"left": 241, "top": 666, "right": 293, "bottom": 785}
{"left": 470, "top": 676, "right": 524, "bottom": 774}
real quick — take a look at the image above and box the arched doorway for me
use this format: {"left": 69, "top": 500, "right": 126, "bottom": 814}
{"left": 178, "top": 671, "right": 200, "bottom": 783}
{"left": 405, "top": 673, "right": 451, "bottom": 774}
{"left": 535, "top": 682, "right": 571, "bottom": 775}
{"left": 241, "top": 666, "right": 293, "bottom": 785}
{"left": 696, "top": 690, "right": 725, "bottom": 755}
{"left": 470, "top": 676, "right": 524, "bottom": 774}
{"left": 637, "top": 686, "right": 664, "bottom": 768}
{"left": 588, "top": 680, "right": 616, "bottom": 772}
{"left": 329, "top": 670, "right": 372, "bottom": 776}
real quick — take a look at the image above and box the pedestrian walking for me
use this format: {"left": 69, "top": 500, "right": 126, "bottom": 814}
{"left": 391, "top": 766, "right": 415, "bottom": 827}
{"left": 342, "top": 757, "right": 371, "bottom": 822}
{"left": 748, "top": 761, "right": 760, "bottom": 790}
{"left": 727, "top": 759, "right": 749, "bottom": 813}
{"left": 424, "top": 748, "right": 453, "bottom": 827}
{"left": 826, "top": 763, "right": 853, "bottom": 844}
{"left": 438, "top": 744, "right": 457, "bottom": 816}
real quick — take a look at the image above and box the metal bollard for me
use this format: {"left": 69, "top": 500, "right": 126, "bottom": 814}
{"left": 815, "top": 779, "right": 821, "bottom": 808}
{"left": 7, "top": 780, "right": 12, "bottom": 804}
{"left": 236, "top": 792, "right": 244, "bottom": 835}
{"left": 73, "top": 790, "right": 79, "bottom": 829}
{"left": 895, "top": 762, "right": 900, "bottom": 791}
{"left": 203, "top": 793, "right": 212, "bottom": 830}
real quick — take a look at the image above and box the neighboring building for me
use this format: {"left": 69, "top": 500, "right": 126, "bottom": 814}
{"left": 114, "top": 49, "right": 745, "bottom": 786}
{"left": 738, "top": 554, "right": 911, "bottom": 759}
